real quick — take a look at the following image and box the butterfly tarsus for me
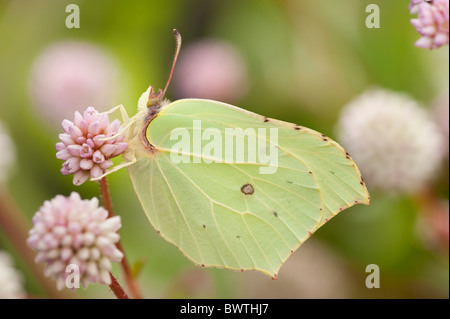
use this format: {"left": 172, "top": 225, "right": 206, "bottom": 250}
{"left": 104, "top": 104, "right": 130, "bottom": 121}
{"left": 90, "top": 155, "right": 137, "bottom": 182}
{"left": 98, "top": 104, "right": 133, "bottom": 142}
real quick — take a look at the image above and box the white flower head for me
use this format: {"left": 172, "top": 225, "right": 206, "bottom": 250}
{"left": 338, "top": 88, "right": 445, "bottom": 194}
{"left": 0, "top": 121, "right": 16, "bottom": 183}
{"left": 0, "top": 251, "right": 25, "bottom": 299}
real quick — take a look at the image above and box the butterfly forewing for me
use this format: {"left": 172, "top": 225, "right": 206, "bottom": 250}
{"left": 128, "top": 98, "right": 369, "bottom": 277}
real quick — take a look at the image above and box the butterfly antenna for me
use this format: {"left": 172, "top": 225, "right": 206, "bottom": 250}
{"left": 162, "top": 29, "right": 182, "bottom": 97}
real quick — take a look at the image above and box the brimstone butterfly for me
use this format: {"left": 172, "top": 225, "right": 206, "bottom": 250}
{"left": 97, "top": 30, "right": 370, "bottom": 278}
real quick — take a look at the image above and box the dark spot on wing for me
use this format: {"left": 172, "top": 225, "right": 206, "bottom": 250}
{"left": 203, "top": 224, "right": 206, "bottom": 228}
{"left": 241, "top": 183, "right": 254, "bottom": 195}
{"left": 287, "top": 180, "right": 293, "bottom": 184}
{"left": 264, "top": 117, "right": 270, "bottom": 123}
{"left": 329, "top": 171, "right": 335, "bottom": 175}
{"left": 294, "top": 126, "right": 301, "bottom": 130}
{"left": 308, "top": 171, "right": 313, "bottom": 175}
{"left": 236, "top": 235, "right": 241, "bottom": 239}
{"left": 273, "top": 211, "right": 278, "bottom": 217}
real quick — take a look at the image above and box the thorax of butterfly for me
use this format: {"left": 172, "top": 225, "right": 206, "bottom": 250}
{"left": 123, "top": 86, "right": 170, "bottom": 161}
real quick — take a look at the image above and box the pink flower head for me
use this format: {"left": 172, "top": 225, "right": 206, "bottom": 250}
{"left": 29, "top": 41, "right": 120, "bottom": 127}
{"left": 173, "top": 39, "right": 247, "bottom": 103}
{"left": 56, "top": 107, "right": 128, "bottom": 185}
{"left": 410, "top": 0, "right": 449, "bottom": 49}
{"left": 27, "top": 192, "right": 123, "bottom": 290}
{"left": 409, "top": 0, "right": 431, "bottom": 14}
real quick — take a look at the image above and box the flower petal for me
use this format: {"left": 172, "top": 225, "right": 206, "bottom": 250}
{"left": 99, "top": 144, "right": 117, "bottom": 157}
{"left": 80, "top": 143, "right": 93, "bottom": 158}
{"left": 111, "top": 142, "right": 128, "bottom": 156}
{"left": 90, "top": 164, "right": 103, "bottom": 179}
{"left": 88, "top": 121, "right": 101, "bottom": 136}
{"left": 55, "top": 142, "right": 66, "bottom": 151}
{"left": 92, "top": 150, "right": 105, "bottom": 164}
{"left": 61, "top": 119, "right": 73, "bottom": 133}
{"left": 69, "top": 125, "right": 83, "bottom": 140}
{"left": 93, "top": 134, "right": 106, "bottom": 147}
{"left": 56, "top": 149, "right": 71, "bottom": 161}
{"left": 106, "top": 119, "right": 121, "bottom": 134}
{"left": 73, "top": 170, "right": 90, "bottom": 186}
{"left": 80, "top": 158, "right": 94, "bottom": 170}
{"left": 74, "top": 111, "right": 83, "bottom": 127}
{"left": 67, "top": 144, "right": 82, "bottom": 157}
{"left": 99, "top": 159, "right": 113, "bottom": 170}
{"left": 59, "top": 133, "right": 75, "bottom": 146}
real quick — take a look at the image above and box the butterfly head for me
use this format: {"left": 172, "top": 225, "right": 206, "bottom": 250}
{"left": 137, "top": 85, "right": 165, "bottom": 111}
{"left": 146, "top": 85, "right": 164, "bottom": 108}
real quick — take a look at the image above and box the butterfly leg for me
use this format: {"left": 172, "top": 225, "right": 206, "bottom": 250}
{"left": 90, "top": 154, "right": 137, "bottom": 181}
{"left": 104, "top": 104, "right": 130, "bottom": 123}
{"left": 99, "top": 105, "right": 135, "bottom": 142}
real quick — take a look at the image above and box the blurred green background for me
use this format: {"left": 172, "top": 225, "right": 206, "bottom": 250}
{"left": 0, "top": 0, "right": 448, "bottom": 298}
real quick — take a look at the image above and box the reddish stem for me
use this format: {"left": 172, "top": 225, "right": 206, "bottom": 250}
{"left": 99, "top": 178, "right": 143, "bottom": 299}
{"left": 109, "top": 272, "right": 129, "bottom": 299}
{"left": 415, "top": 186, "right": 449, "bottom": 253}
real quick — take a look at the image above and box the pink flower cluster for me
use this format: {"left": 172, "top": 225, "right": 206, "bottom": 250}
{"left": 29, "top": 41, "right": 119, "bottom": 127}
{"left": 56, "top": 107, "right": 127, "bottom": 185}
{"left": 27, "top": 192, "right": 123, "bottom": 290}
{"left": 173, "top": 39, "right": 247, "bottom": 103}
{"left": 409, "top": 0, "right": 431, "bottom": 14}
{"left": 410, "top": 0, "right": 449, "bottom": 49}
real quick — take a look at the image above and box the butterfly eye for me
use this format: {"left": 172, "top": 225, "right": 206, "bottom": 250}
{"left": 146, "top": 98, "right": 159, "bottom": 108}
